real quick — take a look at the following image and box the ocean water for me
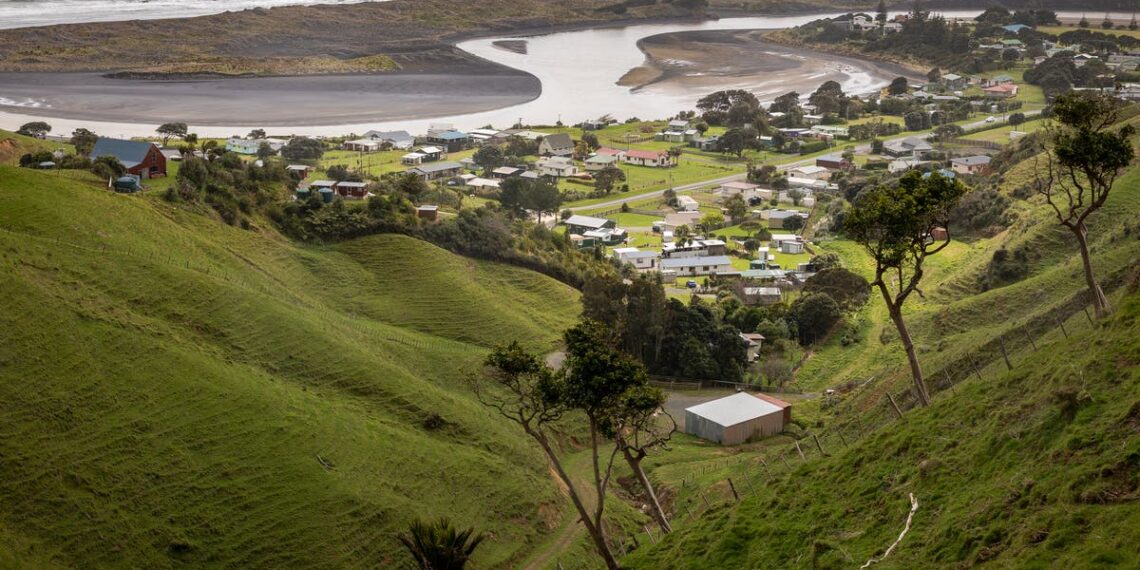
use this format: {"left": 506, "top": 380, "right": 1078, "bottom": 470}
{"left": 0, "top": 0, "right": 387, "bottom": 30}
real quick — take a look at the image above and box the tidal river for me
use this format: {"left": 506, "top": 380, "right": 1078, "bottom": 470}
{"left": 0, "top": 10, "right": 997, "bottom": 137}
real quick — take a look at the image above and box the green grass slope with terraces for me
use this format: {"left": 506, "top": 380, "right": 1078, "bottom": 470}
{"left": 0, "top": 162, "right": 581, "bottom": 568}
{"left": 619, "top": 118, "right": 1140, "bottom": 568}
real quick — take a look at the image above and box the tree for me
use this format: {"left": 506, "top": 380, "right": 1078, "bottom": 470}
{"left": 256, "top": 142, "right": 275, "bottom": 161}
{"left": 808, "top": 252, "right": 842, "bottom": 271}
{"left": 876, "top": 0, "right": 888, "bottom": 24}
{"left": 156, "top": 122, "right": 188, "bottom": 145}
{"left": 1034, "top": 92, "right": 1135, "bottom": 318}
{"left": 888, "top": 76, "right": 909, "bottom": 96}
{"left": 92, "top": 155, "right": 126, "bottom": 180}
{"left": 582, "top": 132, "right": 600, "bottom": 151}
{"left": 782, "top": 214, "right": 805, "bottom": 232}
{"left": 397, "top": 518, "right": 485, "bottom": 570}
{"left": 1008, "top": 112, "right": 1026, "bottom": 126}
{"left": 934, "top": 124, "right": 964, "bottom": 145}
{"left": 717, "top": 127, "right": 758, "bottom": 157}
{"left": 724, "top": 193, "right": 748, "bottom": 223}
{"left": 71, "top": 128, "right": 98, "bottom": 156}
{"left": 248, "top": 129, "right": 266, "bottom": 139}
{"left": 594, "top": 164, "right": 626, "bottom": 194}
{"left": 789, "top": 293, "right": 842, "bottom": 345}
{"left": 844, "top": 171, "right": 968, "bottom": 406}
{"left": 803, "top": 267, "right": 871, "bottom": 311}
{"left": 787, "top": 188, "right": 806, "bottom": 206}
{"left": 525, "top": 180, "right": 563, "bottom": 221}
{"left": 281, "top": 137, "right": 325, "bottom": 161}
{"left": 16, "top": 121, "right": 51, "bottom": 138}
{"left": 471, "top": 342, "right": 620, "bottom": 569}
{"left": 607, "top": 383, "right": 676, "bottom": 533}
{"left": 498, "top": 177, "right": 529, "bottom": 217}
{"left": 472, "top": 144, "right": 504, "bottom": 172}
{"left": 699, "top": 212, "right": 725, "bottom": 233}
{"left": 1079, "top": 15, "right": 1089, "bottom": 28}
{"left": 926, "top": 68, "right": 941, "bottom": 84}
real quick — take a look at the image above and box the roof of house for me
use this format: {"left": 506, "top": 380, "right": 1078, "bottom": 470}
{"left": 310, "top": 180, "right": 337, "bottom": 188}
{"left": 791, "top": 165, "right": 828, "bottom": 175}
{"left": 493, "top": 166, "right": 521, "bottom": 175}
{"left": 90, "top": 138, "right": 157, "bottom": 168}
{"left": 766, "top": 209, "right": 809, "bottom": 220}
{"left": 685, "top": 392, "right": 788, "bottom": 428}
{"left": 625, "top": 149, "right": 668, "bottom": 160}
{"left": 743, "top": 287, "right": 781, "bottom": 297}
{"left": 430, "top": 130, "right": 469, "bottom": 140}
{"left": 1003, "top": 23, "right": 1031, "bottom": 33}
{"left": 660, "top": 255, "right": 733, "bottom": 269}
{"left": 364, "top": 130, "right": 413, "bottom": 141}
{"left": 983, "top": 83, "right": 1019, "bottom": 93}
{"left": 952, "top": 156, "right": 992, "bottom": 166}
{"left": 721, "top": 181, "right": 760, "bottom": 190}
{"left": 886, "top": 136, "right": 933, "bottom": 151}
{"left": 409, "top": 161, "right": 463, "bottom": 174}
{"left": 595, "top": 147, "right": 625, "bottom": 156}
{"left": 541, "top": 132, "right": 574, "bottom": 150}
{"left": 617, "top": 250, "right": 660, "bottom": 260}
{"left": 336, "top": 181, "right": 367, "bottom": 189}
{"left": 345, "top": 138, "right": 380, "bottom": 146}
{"left": 942, "top": 73, "right": 963, "bottom": 81}
{"left": 564, "top": 215, "right": 611, "bottom": 229}
{"left": 417, "top": 146, "right": 444, "bottom": 154}
{"left": 586, "top": 154, "right": 619, "bottom": 164}
{"left": 816, "top": 154, "right": 847, "bottom": 163}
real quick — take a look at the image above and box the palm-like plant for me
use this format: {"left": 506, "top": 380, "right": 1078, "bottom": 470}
{"left": 398, "top": 518, "right": 486, "bottom": 570}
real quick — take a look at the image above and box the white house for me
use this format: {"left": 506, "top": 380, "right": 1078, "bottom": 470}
{"left": 662, "top": 239, "right": 727, "bottom": 259}
{"left": 226, "top": 137, "right": 286, "bottom": 155}
{"left": 364, "top": 130, "right": 415, "bottom": 149}
{"left": 537, "top": 156, "right": 578, "bottom": 178}
{"left": 612, "top": 247, "right": 661, "bottom": 271}
{"left": 788, "top": 165, "right": 830, "bottom": 180}
{"left": 718, "top": 181, "right": 761, "bottom": 196}
{"left": 663, "top": 211, "right": 702, "bottom": 232}
{"left": 660, "top": 255, "right": 735, "bottom": 277}
{"left": 621, "top": 149, "right": 675, "bottom": 168}
{"left": 538, "top": 133, "right": 574, "bottom": 157}
{"left": 584, "top": 153, "right": 620, "bottom": 171}
{"left": 676, "top": 195, "right": 700, "bottom": 212}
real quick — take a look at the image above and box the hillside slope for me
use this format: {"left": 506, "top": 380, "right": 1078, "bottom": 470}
{"left": 0, "top": 165, "right": 580, "bottom": 568}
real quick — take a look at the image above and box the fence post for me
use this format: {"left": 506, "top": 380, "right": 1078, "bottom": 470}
{"left": 1056, "top": 316, "right": 1069, "bottom": 338}
{"left": 1023, "top": 328, "right": 1038, "bottom": 351}
{"left": 998, "top": 336, "right": 1013, "bottom": 371}
{"left": 644, "top": 525, "right": 656, "bottom": 545}
{"left": 944, "top": 369, "right": 956, "bottom": 393}
{"left": 812, "top": 434, "right": 826, "bottom": 456}
{"left": 794, "top": 440, "right": 806, "bottom": 460}
{"left": 886, "top": 392, "right": 904, "bottom": 419}
{"left": 1083, "top": 307, "right": 1095, "bottom": 326}
{"left": 970, "top": 357, "right": 984, "bottom": 382}
{"left": 727, "top": 478, "right": 740, "bottom": 502}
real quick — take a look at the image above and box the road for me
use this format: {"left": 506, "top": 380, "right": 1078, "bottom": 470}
{"left": 567, "top": 172, "right": 746, "bottom": 212}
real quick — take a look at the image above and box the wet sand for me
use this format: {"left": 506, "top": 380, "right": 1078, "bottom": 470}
{"left": 626, "top": 29, "right": 921, "bottom": 100}
{"left": 0, "top": 70, "right": 540, "bottom": 126}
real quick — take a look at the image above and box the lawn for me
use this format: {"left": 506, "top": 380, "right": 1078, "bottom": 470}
{"left": 961, "top": 118, "right": 1045, "bottom": 143}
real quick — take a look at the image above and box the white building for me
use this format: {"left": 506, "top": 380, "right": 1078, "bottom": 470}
{"left": 660, "top": 255, "right": 735, "bottom": 277}
{"left": 676, "top": 195, "right": 700, "bottom": 212}
{"left": 612, "top": 247, "right": 661, "bottom": 271}
{"left": 684, "top": 392, "right": 792, "bottom": 445}
{"left": 537, "top": 156, "right": 578, "bottom": 178}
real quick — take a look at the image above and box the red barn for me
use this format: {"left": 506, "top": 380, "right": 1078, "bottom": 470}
{"left": 91, "top": 137, "right": 167, "bottom": 178}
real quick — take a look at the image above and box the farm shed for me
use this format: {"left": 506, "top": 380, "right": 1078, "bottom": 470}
{"left": 684, "top": 392, "right": 791, "bottom": 445}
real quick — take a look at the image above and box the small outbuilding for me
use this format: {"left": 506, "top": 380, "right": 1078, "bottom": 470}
{"left": 684, "top": 392, "right": 792, "bottom": 445}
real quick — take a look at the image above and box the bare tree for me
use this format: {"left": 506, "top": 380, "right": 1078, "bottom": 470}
{"left": 1035, "top": 92, "right": 1135, "bottom": 317}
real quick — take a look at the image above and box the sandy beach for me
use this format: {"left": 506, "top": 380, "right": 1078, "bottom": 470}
{"left": 0, "top": 70, "right": 540, "bottom": 126}
{"left": 626, "top": 29, "right": 921, "bottom": 101}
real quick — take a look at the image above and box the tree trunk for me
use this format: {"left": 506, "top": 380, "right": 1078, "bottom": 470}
{"left": 1072, "top": 222, "right": 1110, "bottom": 318}
{"left": 532, "top": 431, "right": 621, "bottom": 570}
{"left": 624, "top": 449, "right": 672, "bottom": 534}
{"left": 879, "top": 284, "right": 930, "bottom": 407}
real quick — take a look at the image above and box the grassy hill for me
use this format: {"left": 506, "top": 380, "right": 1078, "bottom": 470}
{"left": 0, "top": 164, "right": 581, "bottom": 568}
{"left": 612, "top": 118, "right": 1140, "bottom": 567}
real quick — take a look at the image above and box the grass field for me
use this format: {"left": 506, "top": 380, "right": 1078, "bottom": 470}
{"left": 0, "top": 164, "right": 584, "bottom": 568}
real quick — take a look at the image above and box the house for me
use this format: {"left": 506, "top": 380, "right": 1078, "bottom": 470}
{"left": 1002, "top": 23, "right": 1031, "bottom": 34}
{"left": 983, "top": 83, "right": 1019, "bottom": 98}
{"left": 662, "top": 239, "right": 728, "bottom": 259}
{"left": 363, "top": 130, "right": 415, "bottom": 149}
{"left": 739, "top": 332, "right": 766, "bottom": 360}
{"left": 941, "top": 73, "right": 966, "bottom": 90}
{"left": 788, "top": 165, "right": 830, "bottom": 180}
{"left": 621, "top": 149, "right": 675, "bottom": 168}
{"left": 584, "top": 153, "right": 620, "bottom": 171}
{"left": 769, "top": 233, "right": 801, "bottom": 248}
{"left": 718, "top": 181, "right": 761, "bottom": 197}
{"left": 538, "top": 133, "right": 574, "bottom": 157}
{"left": 425, "top": 128, "right": 470, "bottom": 152}
{"left": 690, "top": 136, "right": 720, "bottom": 151}
{"left": 595, "top": 147, "right": 625, "bottom": 157}
{"left": 334, "top": 181, "right": 368, "bottom": 200}
{"left": 491, "top": 166, "right": 522, "bottom": 179}
{"left": 815, "top": 154, "right": 850, "bottom": 170}
{"left": 658, "top": 119, "right": 696, "bottom": 143}
{"left": 285, "top": 164, "right": 312, "bottom": 179}
{"left": 983, "top": 75, "right": 1015, "bottom": 87}
{"left": 786, "top": 177, "right": 829, "bottom": 191}
{"left": 536, "top": 156, "right": 578, "bottom": 178}
{"left": 583, "top": 227, "right": 628, "bottom": 246}
{"left": 779, "top": 239, "right": 805, "bottom": 254}
{"left": 90, "top": 137, "right": 167, "bottom": 179}
{"left": 564, "top": 215, "right": 614, "bottom": 235}
{"left": 402, "top": 146, "right": 446, "bottom": 165}
{"left": 676, "top": 195, "right": 700, "bottom": 212}
{"left": 406, "top": 161, "right": 463, "bottom": 181}
{"left": 226, "top": 137, "right": 286, "bottom": 155}
{"left": 764, "top": 209, "right": 809, "bottom": 230}
{"left": 951, "top": 155, "right": 992, "bottom": 175}
{"left": 660, "top": 255, "right": 735, "bottom": 277}
{"left": 663, "top": 211, "right": 702, "bottom": 232}
{"left": 467, "top": 128, "right": 508, "bottom": 145}
{"left": 889, "top": 156, "right": 924, "bottom": 173}
{"left": 742, "top": 286, "right": 782, "bottom": 307}
{"left": 883, "top": 136, "right": 933, "bottom": 158}
{"left": 416, "top": 205, "right": 439, "bottom": 221}
{"left": 342, "top": 138, "right": 382, "bottom": 153}
{"left": 683, "top": 392, "right": 792, "bottom": 445}
{"left": 159, "top": 148, "right": 182, "bottom": 162}
{"left": 612, "top": 247, "right": 660, "bottom": 270}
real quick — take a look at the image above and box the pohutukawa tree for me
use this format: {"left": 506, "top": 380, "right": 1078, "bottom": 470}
{"left": 845, "top": 171, "right": 969, "bottom": 406}
{"left": 1035, "top": 92, "right": 1135, "bottom": 318}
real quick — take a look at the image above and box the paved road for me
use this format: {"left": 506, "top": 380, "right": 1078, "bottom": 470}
{"left": 567, "top": 172, "right": 746, "bottom": 212}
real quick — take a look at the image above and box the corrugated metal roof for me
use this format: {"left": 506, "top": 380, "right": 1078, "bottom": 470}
{"left": 91, "top": 137, "right": 155, "bottom": 165}
{"left": 685, "top": 393, "right": 783, "bottom": 427}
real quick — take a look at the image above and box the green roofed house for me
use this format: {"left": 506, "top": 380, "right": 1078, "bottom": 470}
{"left": 406, "top": 161, "right": 463, "bottom": 181}
{"left": 584, "top": 153, "right": 619, "bottom": 171}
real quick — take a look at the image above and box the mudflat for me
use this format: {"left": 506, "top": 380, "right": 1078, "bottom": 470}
{"left": 626, "top": 29, "right": 920, "bottom": 100}
{"left": 0, "top": 70, "right": 540, "bottom": 126}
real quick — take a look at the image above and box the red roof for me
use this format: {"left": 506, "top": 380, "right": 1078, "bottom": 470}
{"left": 983, "top": 83, "right": 1018, "bottom": 93}
{"left": 624, "top": 149, "right": 668, "bottom": 160}
{"left": 596, "top": 147, "right": 625, "bottom": 156}
{"left": 752, "top": 392, "right": 792, "bottom": 409}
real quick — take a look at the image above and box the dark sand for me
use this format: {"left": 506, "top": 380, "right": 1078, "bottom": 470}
{"left": 0, "top": 70, "right": 540, "bottom": 126}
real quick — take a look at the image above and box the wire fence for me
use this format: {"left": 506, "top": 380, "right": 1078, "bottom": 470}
{"left": 622, "top": 293, "right": 1108, "bottom": 554}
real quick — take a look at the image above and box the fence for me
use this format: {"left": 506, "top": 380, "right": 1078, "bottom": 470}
{"left": 620, "top": 292, "right": 1110, "bottom": 557}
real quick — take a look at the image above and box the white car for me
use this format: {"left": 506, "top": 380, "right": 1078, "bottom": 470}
{"left": 985, "top": 116, "right": 996, "bottom": 123}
